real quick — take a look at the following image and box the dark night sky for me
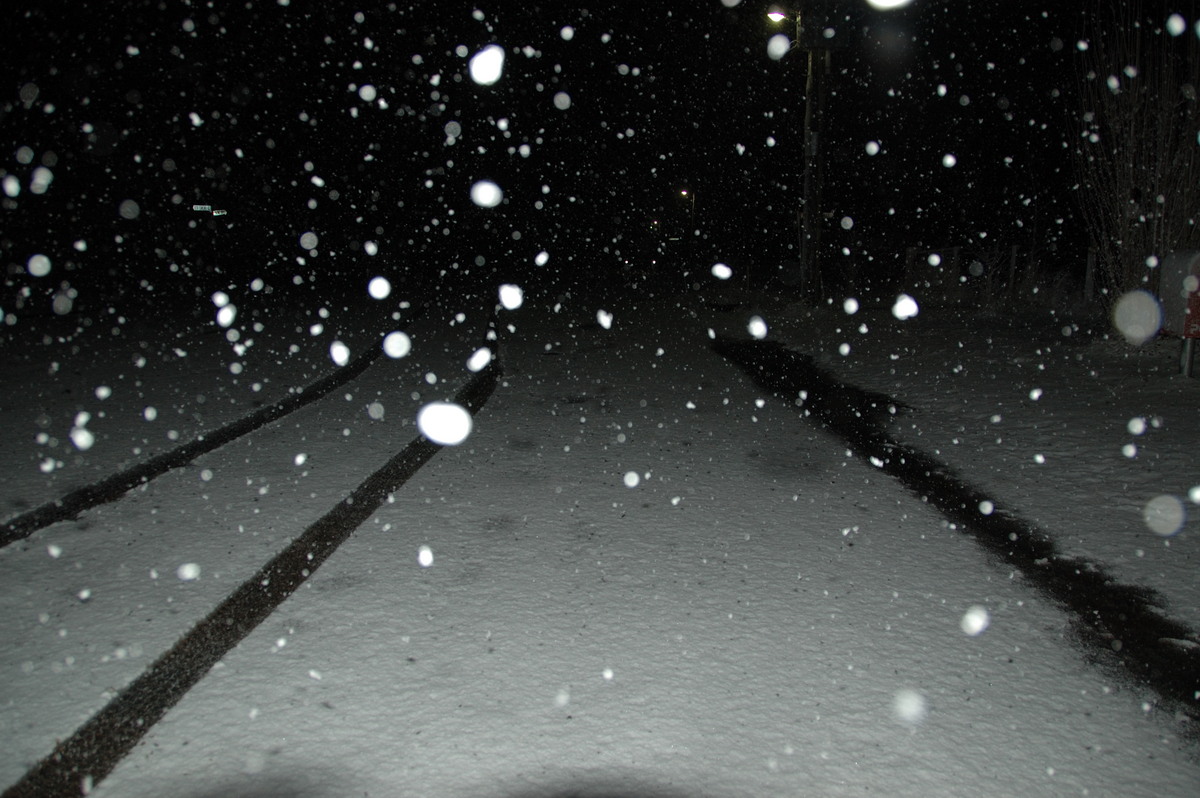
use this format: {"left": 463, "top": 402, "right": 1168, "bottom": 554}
{"left": 0, "top": 0, "right": 1184, "bottom": 317}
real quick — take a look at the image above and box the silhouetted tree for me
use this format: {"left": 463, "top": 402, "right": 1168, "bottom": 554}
{"left": 1070, "top": 2, "right": 1200, "bottom": 302}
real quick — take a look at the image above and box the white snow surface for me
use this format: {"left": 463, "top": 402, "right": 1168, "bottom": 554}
{"left": 1, "top": 290, "right": 1198, "bottom": 797}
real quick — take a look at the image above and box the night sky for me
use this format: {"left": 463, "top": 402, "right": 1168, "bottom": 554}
{"left": 0, "top": 1, "right": 1176, "bottom": 319}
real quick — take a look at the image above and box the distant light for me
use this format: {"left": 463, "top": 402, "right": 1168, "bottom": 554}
{"left": 867, "top": 0, "right": 914, "bottom": 9}
{"left": 767, "top": 11, "right": 787, "bottom": 23}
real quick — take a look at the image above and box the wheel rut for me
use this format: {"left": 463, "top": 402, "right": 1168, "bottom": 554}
{"left": 714, "top": 335, "right": 1200, "bottom": 722}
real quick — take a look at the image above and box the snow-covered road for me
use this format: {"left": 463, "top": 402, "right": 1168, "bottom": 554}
{"left": 2, "top": 291, "right": 1198, "bottom": 797}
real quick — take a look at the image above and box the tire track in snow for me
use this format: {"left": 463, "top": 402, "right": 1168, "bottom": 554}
{"left": 0, "top": 358, "right": 500, "bottom": 798}
{"left": 0, "top": 309, "right": 427, "bottom": 549}
{"left": 714, "top": 336, "right": 1200, "bottom": 720}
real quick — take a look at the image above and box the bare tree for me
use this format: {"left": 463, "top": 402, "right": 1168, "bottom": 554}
{"left": 1070, "top": 3, "right": 1200, "bottom": 303}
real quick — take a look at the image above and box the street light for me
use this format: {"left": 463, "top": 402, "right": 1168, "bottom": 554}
{"left": 680, "top": 189, "right": 696, "bottom": 230}
{"left": 768, "top": 4, "right": 834, "bottom": 301}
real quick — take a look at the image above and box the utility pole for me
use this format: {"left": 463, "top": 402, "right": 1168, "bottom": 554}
{"left": 801, "top": 46, "right": 830, "bottom": 301}
{"left": 769, "top": 1, "right": 842, "bottom": 302}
